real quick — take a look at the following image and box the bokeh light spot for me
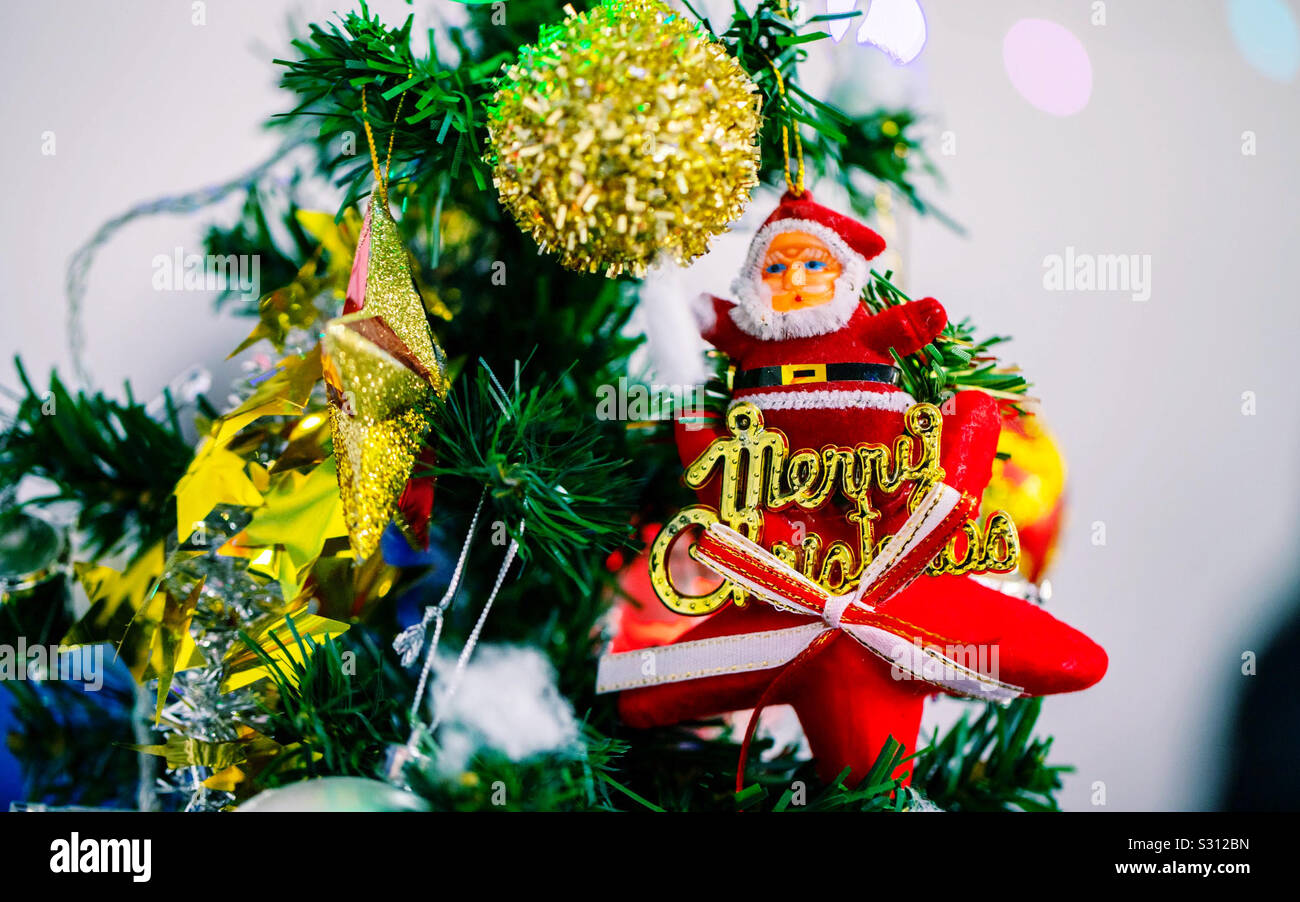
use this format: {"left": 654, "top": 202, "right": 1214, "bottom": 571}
{"left": 1003, "top": 18, "right": 1093, "bottom": 117}
{"left": 1227, "top": 0, "right": 1300, "bottom": 82}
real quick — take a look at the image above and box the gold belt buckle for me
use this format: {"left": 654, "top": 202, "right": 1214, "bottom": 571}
{"left": 780, "top": 363, "right": 827, "bottom": 385}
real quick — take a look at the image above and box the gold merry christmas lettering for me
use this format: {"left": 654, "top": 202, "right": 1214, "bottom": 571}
{"left": 650, "top": 402, "right": 1020, "bottom": 614}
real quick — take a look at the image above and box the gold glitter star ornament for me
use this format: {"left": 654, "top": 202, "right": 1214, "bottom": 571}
{"left": 322, "top": 199, "right": 447, "bottom": 560}
{"left": 486, "top": 0, "right": 763, "bottom": 276}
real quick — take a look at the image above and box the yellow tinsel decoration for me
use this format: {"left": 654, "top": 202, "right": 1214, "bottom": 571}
{"left": 486, "top": 0, "right": 762, "bottom": 276}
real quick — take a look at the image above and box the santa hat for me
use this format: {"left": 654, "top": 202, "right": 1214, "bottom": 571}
{"left": 730, "top": 190, "right": 886, "bottom": 341}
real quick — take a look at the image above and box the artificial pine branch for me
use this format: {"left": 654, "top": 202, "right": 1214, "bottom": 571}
{"left": 911, "top": 698, "right": 1070, "bottom": 812}
{"left": 0, "top": 359, "right": 194, "bottom": 558}
{"left": 274, "top": 6, "right": 507, "bottom": 213}
{"left": 404, "top": 724, "right": 631, "bottom": 812}
{"left": 247, "top": 629, "right": 409, "bottom": 788}
{"left": 272, "top": 1, "right": 939, "bottom": 224}
{"left": 686, "top": 0, "right": 939, "bottom": 217}
{"left": 201, "top": 184, "right": 320, "bottom": 315}
{"left": 427, "top": 361, "right": 637, "bottom": 592}
{"left": 864, "top": 270, "right": 1031, "bottom": 407}
{"left": 594, "top": 700, "right": 1067, "bottom": 811}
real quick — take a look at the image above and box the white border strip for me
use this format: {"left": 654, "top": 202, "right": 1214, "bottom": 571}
{"left": 733, "top": 388, "right": 917, "bottom": 413}
{"left": 595, "top": 623, "right": 826, "bottom": 693}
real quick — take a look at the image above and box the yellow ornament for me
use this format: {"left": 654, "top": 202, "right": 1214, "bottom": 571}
{"left": 229, "top": 210, "right": 363, "bottom": 357}
{"left": 322, "top": 199, "right": 448, "bottom": 560}
{"left": 65, "top": 542, "right": 166, "bottom": 660}
{"left": 174, "top": 446, "right": 266, "bottom": 543}
{"left": 486, "top": 0, "right": 762, "bottom": 276}
{"left": 66, "top": 544, "right": 207, "bottom": 707}
{"left": 226, "top": 456, "right": 349, "bottom": 601}
{"left": 982, "top": 412, "right": 1067, "bottom": 584}
{"left": 173, "top": 352, "right": 325, "bottom": 544}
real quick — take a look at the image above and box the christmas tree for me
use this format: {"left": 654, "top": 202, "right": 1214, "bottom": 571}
{"left": 0, "top": 0, "right": 1097, "bottom": 813}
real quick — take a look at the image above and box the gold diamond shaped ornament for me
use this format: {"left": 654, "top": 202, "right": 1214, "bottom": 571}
{"left": 322, "top": 200, "right": 447, "bottom": 560}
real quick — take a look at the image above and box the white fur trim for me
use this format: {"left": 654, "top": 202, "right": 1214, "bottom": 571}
{"left": 729, "top": 218, "right": 870, "bottom": 341}
{"left": 636, "top": 260, "right": 711, "bottom": 386}
{"left": 690, "top": 292, "right": 717, "bottom": 333}
{"left": 733, "top": 388, "right": 916, "bottom": 413}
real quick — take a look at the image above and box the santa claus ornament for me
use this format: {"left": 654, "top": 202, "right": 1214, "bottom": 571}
{"left": 596, "top": 190, "right": 1107, "bottom": 790}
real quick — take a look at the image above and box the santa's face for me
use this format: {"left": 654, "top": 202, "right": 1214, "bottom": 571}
{"left": 760, "top": 231, "right": 843, "bottom": 312}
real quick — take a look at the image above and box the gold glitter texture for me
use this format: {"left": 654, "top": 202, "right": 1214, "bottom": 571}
{"left": 353, "top": 202, "right": 446, "bottom": 383}
{"left": 322, "top": 200, "right": 447, "bottom": 559}
{"left": 486, "top": 0, "right": 762, "bottom": 276}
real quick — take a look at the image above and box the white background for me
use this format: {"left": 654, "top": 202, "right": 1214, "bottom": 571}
{"left": 1, "top": 1, "right": 1297, "bottom": 810}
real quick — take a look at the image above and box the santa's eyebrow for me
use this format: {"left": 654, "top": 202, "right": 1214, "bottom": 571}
{"left": 766, "top": 247, "right": 808, "bottom": 260}
{"left": 765, "top": 247, "right": 835, "bottom": 262}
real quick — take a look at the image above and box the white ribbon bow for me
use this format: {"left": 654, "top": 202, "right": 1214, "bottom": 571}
{"left": 597, "top": 484, "right": 1022, "bottom": 702}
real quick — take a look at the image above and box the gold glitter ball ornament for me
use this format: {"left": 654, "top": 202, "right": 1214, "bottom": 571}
{"left": 486, "top": 0, "right": 763, "bottom": 276}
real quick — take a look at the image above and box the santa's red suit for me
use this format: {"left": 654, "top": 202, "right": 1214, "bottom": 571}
{"left": 613, "top": 192, "right": 1108, "bottom": 786}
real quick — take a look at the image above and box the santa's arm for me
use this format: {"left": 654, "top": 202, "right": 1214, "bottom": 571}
{"left": 692, "top": 294, "right": 754, "bottom": 360}
{"left": 859, "top": 298, "right": 948, "bottom": 357}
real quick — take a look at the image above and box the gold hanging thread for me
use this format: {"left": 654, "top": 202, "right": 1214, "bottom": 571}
{"left": 360, "top": 78, "right": 411, "bottom": 205}
{"left": 767, "top": 57, "right": 806, "bottom": 197}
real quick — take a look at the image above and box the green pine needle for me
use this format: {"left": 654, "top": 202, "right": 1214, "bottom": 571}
{"left": 863, "top": 270, "right": 1031, "bottom": 406}
{"left": 427, "top": 361, "right": 636, "bottom": 593}
{"left": 0, "top": 358, "right": 194, "bottom": 558}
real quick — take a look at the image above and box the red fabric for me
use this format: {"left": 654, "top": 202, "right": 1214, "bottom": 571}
{"left": 760, "top": 189, "right": 887, "bottom": 263}
{"left": 1016, "top": 500, "right": 1065, "bottom": 584}
{"left": 619, "top": 390, "right": 1108, "bottom": 786}
{"left": 396, "top": 444, "right": 438, "bottom": 549}
{"left": 939, "top": 390, "right": 1003, "bottom": 497}
{"left": 614, "top": 196, "right": 1106, "bottom": 787}
{"left": 617, "top": 574, "right": 1107, "bottom": 785}
{"left": 706, "top": 298, "right": 946, "bottom": 413}
{"left": 706, "top": 298, "right": 947, "bottom": 371}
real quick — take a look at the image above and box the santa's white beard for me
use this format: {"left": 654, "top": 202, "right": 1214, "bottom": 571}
{"left": 728, "top": 216, "right": 870, "bottom": 341}
{"left": 729, "top": 274, "right": 863, "bottom": 341}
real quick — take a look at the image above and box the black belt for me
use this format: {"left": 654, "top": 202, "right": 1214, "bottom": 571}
{"left": 733, "top": 362, "right": 902, "bottom": 389}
